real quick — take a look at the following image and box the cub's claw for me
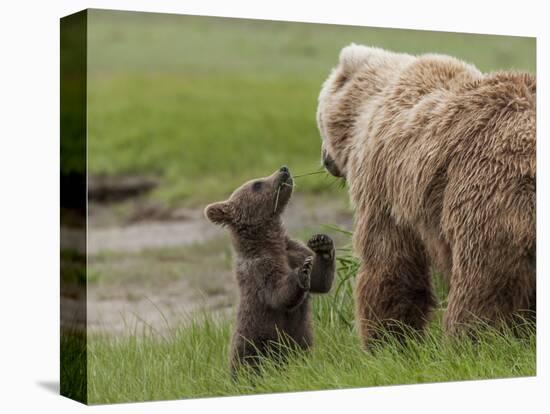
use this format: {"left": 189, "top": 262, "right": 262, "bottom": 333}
{"left": 307, "top": 234, "right": 335, "bottom": 259}
{"left": 302, "top": 255, "right": 313, "bottom": 274}
{"left": 297, "top": 256, "right": 313, "bottom": 290}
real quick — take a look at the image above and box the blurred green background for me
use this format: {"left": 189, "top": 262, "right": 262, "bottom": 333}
{"left": 87, "top": 10, "right": 535, "bottom": 206}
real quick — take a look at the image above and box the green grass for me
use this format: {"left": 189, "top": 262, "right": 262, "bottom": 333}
{"left": 86, "top": 317, "right": 535, "bottom": 404}
{"left": 83, "top": 247, "right": 535, "bottom": 404}
{"left": 61, "top": 329, "right": 87, "bottom": 404}
{"left": 86, "top": 10, "right": 535, "bottom": 206}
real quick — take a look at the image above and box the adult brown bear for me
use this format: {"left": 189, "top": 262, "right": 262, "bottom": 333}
{"left": 316, "top": 44, "right": 535, "bottom": 347}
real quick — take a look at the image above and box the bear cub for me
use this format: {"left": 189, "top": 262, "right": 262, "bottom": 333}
{"left": 205, "top": 166, "right": 336, "bottom": 375}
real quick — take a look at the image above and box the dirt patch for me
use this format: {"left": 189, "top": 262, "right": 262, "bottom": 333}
{"left": 88, "top": 194, "right": 352, "bottom": 255}
{"left": 87, "top": 277, "right": 235, "bottom": 334}
{"left": 88, "top": 215, "right": 220, "bottom": 255}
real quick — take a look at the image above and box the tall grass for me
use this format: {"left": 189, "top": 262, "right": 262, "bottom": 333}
{"left": 86, "top": 310, "right": 535, "bottom": 404}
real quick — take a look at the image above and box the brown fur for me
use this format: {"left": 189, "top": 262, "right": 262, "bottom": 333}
{"left": 317, "top": 45, "right": 535, "bottom": 347}
{"left": 205, "top": 167, "right": 336, "bottom": 374}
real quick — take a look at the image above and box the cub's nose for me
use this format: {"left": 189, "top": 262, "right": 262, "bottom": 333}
{"left": 279, "top": 165, "right": 289, "bottom": 173}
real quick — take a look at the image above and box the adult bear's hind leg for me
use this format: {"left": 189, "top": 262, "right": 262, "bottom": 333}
{"left": 443, "top": 244, "right": 536, "bottom": 336}
{"left": 355, "top": 217, "right": 435, "bottom": 349}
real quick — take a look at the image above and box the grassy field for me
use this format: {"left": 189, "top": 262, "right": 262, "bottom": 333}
{"left": 87, "top": 318, "right": 535, "bottom": 404}
{"left": 84, "top": 249, "right": 535, "bottom": 404}
{"left": 87, "top": 10, "right": 536, "bottom": 206}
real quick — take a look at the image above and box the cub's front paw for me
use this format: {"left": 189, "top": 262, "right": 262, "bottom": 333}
{"left": 307, "top": 234, "right": 335, "bottom": 260}
{"left": 297, "top": 256, "right": 313, "bottom": 290}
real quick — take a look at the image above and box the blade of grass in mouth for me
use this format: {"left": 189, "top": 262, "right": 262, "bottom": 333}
{"left": 292, "top": 170, "right": 326, "bottom": 179}
{"left": 273, "top": 185, "right": 281, "bottom": 213}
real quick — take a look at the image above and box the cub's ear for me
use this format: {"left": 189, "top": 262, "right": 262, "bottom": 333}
{"left": 204, "top": 201, "right": 232, "bottom": 225}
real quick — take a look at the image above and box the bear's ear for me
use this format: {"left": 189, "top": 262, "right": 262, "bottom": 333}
{"left": 204, "top": 201, "right": 232, "bottom": 225}
{"left": 339, "top": 43, "right": 373, "bottom": 75}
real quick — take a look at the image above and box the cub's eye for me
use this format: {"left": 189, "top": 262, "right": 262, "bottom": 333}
{"left": 252, "top": 181, "right": 263, "bottom": 191}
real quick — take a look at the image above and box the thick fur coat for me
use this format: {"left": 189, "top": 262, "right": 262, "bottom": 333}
{"left": 317, "top": 45, "right": 535, "bottom": 346}
{"left": 205, "top": 167, "right": 336, "bottom": 373}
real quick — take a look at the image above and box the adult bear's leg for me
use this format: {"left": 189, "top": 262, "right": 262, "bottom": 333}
{"left": 354, "top": 212, "right": 435, "bottom": 349}
{"left": 442, "top": 167, "right": 536, "bottom": 335}
{"left": 443, "top": 242, "right": 536, "bottom": 336}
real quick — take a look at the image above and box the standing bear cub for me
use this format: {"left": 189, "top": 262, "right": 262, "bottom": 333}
{"left": 205, "top": 166, "right": 336, "bottom": 375}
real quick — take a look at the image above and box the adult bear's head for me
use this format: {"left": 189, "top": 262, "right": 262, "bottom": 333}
{"left": 316, "top": 44, "right": 414, "bottom": 178}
